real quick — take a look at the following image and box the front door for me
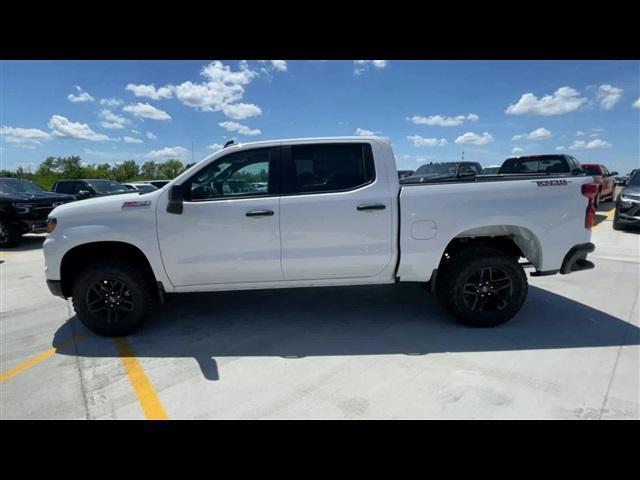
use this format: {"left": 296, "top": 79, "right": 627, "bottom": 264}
{"left": 157, "top": 146, "right": 283, "bottom": 287}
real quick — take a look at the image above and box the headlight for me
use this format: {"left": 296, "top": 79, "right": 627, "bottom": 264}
{"left": 47, "top": 217, "right": 57, "bottom": 234}
{"left": 12, "top": 203, "right": 32, "bottom": 214}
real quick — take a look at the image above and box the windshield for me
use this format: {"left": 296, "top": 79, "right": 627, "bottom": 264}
{"left": 628, "top": 171, "right": 640, "bottom": 186}
{"left": 0, "top": 178, "right": 46, "bottom": 194}
{"left": 87, "top": 180, "right": 129, "bottom": 193}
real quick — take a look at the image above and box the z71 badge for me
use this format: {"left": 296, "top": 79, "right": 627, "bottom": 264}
{"left": 534, "top": 179, "right": 569, "bottom": 187}
{"left": 122, "top": 200, "right": 151, "bottom": 209}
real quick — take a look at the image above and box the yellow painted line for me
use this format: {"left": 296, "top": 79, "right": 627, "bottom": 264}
{"left": 114, "top": 337, "right": 169, "bottom": 420}
{"left": 0, "top": 252, "right": 13, "bottom": 258}
{"left": 0, "top": 333, "right": 88, "bottom": 384}
{"left": 594, "top": 208, "right": 616, "bottom": 227}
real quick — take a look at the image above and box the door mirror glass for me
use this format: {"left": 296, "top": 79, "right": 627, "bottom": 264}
{"left": 167, "top": 184, "right": 184, "bottom": 214}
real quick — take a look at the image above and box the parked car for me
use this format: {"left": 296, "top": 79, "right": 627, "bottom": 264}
{"left": 123, "top": 183, "right": 158, "bottom": 193}
{"left": 498, "top": 154, "right": 583, "bottom": 176}
{"left": 137, "top": 180, "right": 171, "bottom": 189}
{"left": 44, "top": 136, "right": 597, "bottom": 337}
{"left": 0, "top": 177, "right": 74, "bottom": 247}
{"left": 613, "top": 169, "right": 640, "bottom": 231}
{"left": 581, "top": 164, "right": 617, "bottom": 207}
{"left": 397, "top": 170, "right": 415, "bottom": 179}
{"left": 616, "top": 168, "right": 639, "bottom": 187}
{"left": 405, "top": 161, "right": 483, "bottom": 182}
{"left": 481, "top": 165, "right": 501, "bottom": 175}
{"left": 51, "top": 179, "right": 131, "bottom": 200}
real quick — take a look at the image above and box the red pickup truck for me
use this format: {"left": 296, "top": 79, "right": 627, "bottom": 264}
{"left": 581, "top": 163, "right": 617, "bottom": 207}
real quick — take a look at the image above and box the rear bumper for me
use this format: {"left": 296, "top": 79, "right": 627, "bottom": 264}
{"left": 560, "top": 242, "right": 595, "bottom": 274}
{"left": 46, "top": 279, "right": 66, "bottom": 298}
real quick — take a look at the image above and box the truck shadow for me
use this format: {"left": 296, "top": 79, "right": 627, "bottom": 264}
{"left": 52, "top": 284, "right": 640, "bottom": 381}
{"left": 0, "top": 234, "right": 46, "bottom": 252}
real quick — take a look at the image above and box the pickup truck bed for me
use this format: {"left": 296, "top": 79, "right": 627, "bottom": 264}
{"left": 43, "top": 136, "right": 596, "bottom": 336}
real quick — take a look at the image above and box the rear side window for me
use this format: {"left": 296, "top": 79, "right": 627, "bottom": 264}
{"left": 284, "top": 143, "right": 375, "bottom": 194}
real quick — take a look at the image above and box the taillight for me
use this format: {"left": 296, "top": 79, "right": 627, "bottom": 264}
{"left": 581, "top": 183, "right": 598, "bottom": 228}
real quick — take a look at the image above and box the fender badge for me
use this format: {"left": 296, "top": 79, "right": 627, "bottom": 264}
{"left": 122, "top": 200, "right": 151, "bottom": 209}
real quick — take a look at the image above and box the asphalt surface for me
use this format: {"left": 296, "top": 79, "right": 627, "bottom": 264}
{"left": 1, "top": 197, "right": 638, "bottom": 419}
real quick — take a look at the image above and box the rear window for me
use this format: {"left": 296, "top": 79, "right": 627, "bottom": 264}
{"left": 286, "top": 143, "right": 375, "bottom": 194}
{"left": 499, "top": 156, "right": 569, "bottom": 174}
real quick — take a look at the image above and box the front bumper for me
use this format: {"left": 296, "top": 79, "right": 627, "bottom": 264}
{"left": 560, "top": 242, "right": 595, "bottom": 274}
{"left": 46, "top": 279, "right": 66, "bottom": 298}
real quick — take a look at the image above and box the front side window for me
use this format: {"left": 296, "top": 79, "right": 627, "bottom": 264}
{"left": 286, "top": 143, "right": 375, "bottom": 194}
{"left": 185, "top": 148, "right": 274, "bottom": 201}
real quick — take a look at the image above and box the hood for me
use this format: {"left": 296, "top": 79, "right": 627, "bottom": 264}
{"left": 50, "top": 189, "right": 161, "bottom": 219}
{"left": 622, "top": 185, "right": 640, "bottom": 197}
{"left": 1, "top": 191, "right": 75, "bottom": 203}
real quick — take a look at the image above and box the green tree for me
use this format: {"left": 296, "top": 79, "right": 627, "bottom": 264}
{"left": 140, "top": 161, "right": 158, "bottom": 180}
{"left": 156, "top": 159, "right": 184, "bottom": 179}
{"left": 111, "top": 160, "right": 139, "bottom": 182}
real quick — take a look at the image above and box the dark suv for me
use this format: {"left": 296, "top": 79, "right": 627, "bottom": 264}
{"left": 51, "top": 179, "right": 130, "bottom": 200}
{"left": 0, "top": 178, "right": 74, "bottom": 247}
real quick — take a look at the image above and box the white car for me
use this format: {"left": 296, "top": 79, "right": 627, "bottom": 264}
{"left": 43, "top": 137, "right": 597, "bottom": 336}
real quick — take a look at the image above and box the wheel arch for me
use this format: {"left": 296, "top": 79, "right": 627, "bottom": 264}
{"left": 60, "top": 241, "right": 157, "bottom": 298}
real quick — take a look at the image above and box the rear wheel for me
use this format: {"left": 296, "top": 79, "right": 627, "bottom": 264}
{"left": 593, "top": 192, "right": 600, "bottom": 209}
{"left": 72, "top": 260, "right": 157, "bottom": 336}
{"left": 436, "top": 246, "right": 528, "bottom": 327}
{"left": 0, "top": 218, "right": 21, "bottom": 248}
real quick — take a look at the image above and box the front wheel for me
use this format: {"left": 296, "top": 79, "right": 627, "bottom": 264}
{"left": 0, "top": 218, "right": 21, "bottom": 248}
{"left": 72, "top": 260, "right": 157, "bottom": 336}
{"left": 436, "top": 246, "right": 528, "bottom": 327}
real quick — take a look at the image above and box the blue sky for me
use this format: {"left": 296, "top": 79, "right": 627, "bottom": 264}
{"left": 1, "top": 60, "right": 639, "bottom": 174}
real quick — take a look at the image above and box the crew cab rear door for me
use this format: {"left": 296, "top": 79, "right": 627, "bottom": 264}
{"left": 279, "top": 141, "right": 394, "bottom": 280}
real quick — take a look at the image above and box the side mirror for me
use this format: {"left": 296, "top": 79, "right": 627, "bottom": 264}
{"left": 167, "top": 184, "right": 184, "bottom": 214}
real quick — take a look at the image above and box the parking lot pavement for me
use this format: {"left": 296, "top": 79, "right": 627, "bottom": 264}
{"left": 1, "top": 203, "right": 638, "bottom": 419}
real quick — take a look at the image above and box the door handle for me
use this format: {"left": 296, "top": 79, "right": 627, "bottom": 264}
{"left": 357, "top": 204, "right": 386, "bottom": 211}
{"left": 246, "top": 209, "right": 274, "bottom": 217}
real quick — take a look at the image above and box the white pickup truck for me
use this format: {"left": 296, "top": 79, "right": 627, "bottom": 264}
{"left": 43, "top": 137, "right": 598, "bottom": 336}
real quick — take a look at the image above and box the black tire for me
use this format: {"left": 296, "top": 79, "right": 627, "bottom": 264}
{"left": 0, "top": 217, "right": 21, "bottom": 248}
{"left": 72, "top": 260, "right": 157, "bottom": 336}
{"left": 436, "top": 246, "right": 528, "bottom": 327}
{"left": 593, "top": 192, "right": 600, "bottom": 209}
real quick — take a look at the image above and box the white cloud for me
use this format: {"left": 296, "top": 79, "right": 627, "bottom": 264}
{"left": 98, "top": 109, "right": 129, "bottom": 129}
{"left": 576, "top": 130, "right": 585, "bottom": 136}
{"left": 354, "top": 60, "right": 388, "bottom": 75}
{"left": 407, "top": 135, "right": 448, "bottom": 147}
{"left": 409, "top": 113, "right": 479, "bottom": 127}
{"left": 99, "top": 98, "right": 123, "bottom": 107}
{"left": 125, "top": 83, "right": 174, "bottom": 100}
{"left": 512, "top": 147, "right": 524, "bottom": 154}
{"left": 220, "top": 102, "right": 262, "bottom": 120}
{"left": 123, "top": 136, "right": 143, "bottom": 144}
{"left": 147, "top": 146, "right": 188, "bottom": 159}
{"left": 632, "top": 97, "right": 640, "bottom": 109}
{"left": 67, "top": 85, "right": 95, "bottom": 103}
{"left": 505, "top": 86, "right": 587, "bottom": 115}
{"left": 202, "top": 60, "right": 257, "bottom": 85}
{"left": 512, "top": 127, "right": 551, "bottom": 141}
{"left": 355, "top": 128, "right": 375, "bottom": 136}
{"left": 123, "top": 102, "right": 171, "bottom": 120}
{"left": 207, "top": 143, "right": 223, "bottom": 151}
{"left": 270, "top": 60, "right": 287, "bottom": 72}
{"left": 131, "top": 129, "right": 141, "bottom": 134}
{"left": 555, "top": 146, "right": 565, "bottom": 151}
{"left": 218, "top": 121, "right": 261, "bottom": 136}
{"left": 596, "top": 84, "right": 623, "bottom": 110}
{"left": 48, "top": 115, "right": 110, "bottom": 141}
{"left": 569, "top": 139, "right": 612, "bottom": 150}
{"left": 146, "top": 131, "right": 157, "bottom": 140}
{"left": 454, "top": 131, "right": 494, "bottom": 145}
{"left": 0, "top": 126, "right": 51, "bottom": 146}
